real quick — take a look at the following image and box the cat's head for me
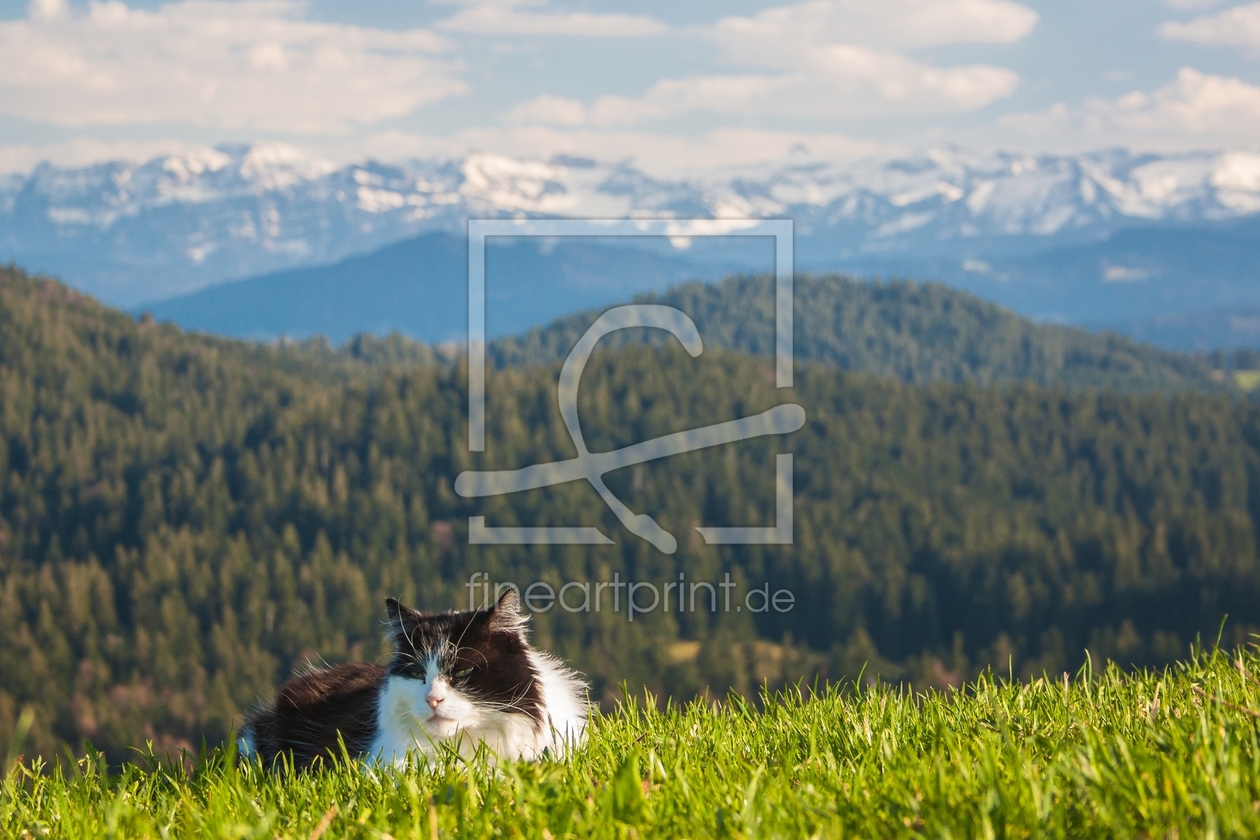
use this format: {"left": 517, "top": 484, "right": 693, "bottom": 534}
{"left": 382, "top": 591, "right": 543, "bottom": 741}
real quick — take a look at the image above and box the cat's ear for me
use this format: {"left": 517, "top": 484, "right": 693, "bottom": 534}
{"left": 384, "top": 598, "right": 425, "bottom": 647}
{"left": 488, "top": 588, "right": 527, "bottom": 636}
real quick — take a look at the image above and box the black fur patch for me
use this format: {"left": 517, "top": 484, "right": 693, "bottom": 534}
{"left": 386, "top": 592, "right": 544, "bottom": 725}
{"left": 239, "top": 661, "right": 385, "bottom": 770}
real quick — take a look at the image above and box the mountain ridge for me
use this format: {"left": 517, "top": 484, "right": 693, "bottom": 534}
{"left": 145, "top": 255, "right": 1228, "bottom": 395}
{"left": 5, "top": 143, "right": 1259, "bottom": 308}
{"left": 489, "top": 274, "right": 1226, "bottom": 394}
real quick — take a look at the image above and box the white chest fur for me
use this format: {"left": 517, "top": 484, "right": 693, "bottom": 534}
{"left": 366, "top": 651, "right": 588, "bottom": 766}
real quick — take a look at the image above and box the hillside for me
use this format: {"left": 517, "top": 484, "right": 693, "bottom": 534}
{"left": 491, "top": 274, "right": 1225, "bottom": 392}
{"left": 4, "top": 266, "right": 1260, "bottom": 764}
{"left": 8, "top": 648, "right": 1260, "bottom": 837}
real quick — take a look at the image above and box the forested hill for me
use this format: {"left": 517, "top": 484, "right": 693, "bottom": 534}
{"left": 491, "top": 274, "right": 1225, "bottom": 393}
{"left": 5, "top": 265, "right": 1260, "bottom": 766}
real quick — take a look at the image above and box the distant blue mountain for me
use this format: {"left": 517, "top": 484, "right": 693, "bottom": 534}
{"left": 144, "top": 214, "right": 1260, "bottom": 351}
{"left": 146, "top": 214, "right": 1260, "bottom": 351}
{"left": 1107, "top": 305, "right": 1260, "bottom": 352}
{"left": 829, "top": 216, "right": 1260, "bottom": 331}
{"left": 144, "top": 232, "right": 735, "bottom": 344}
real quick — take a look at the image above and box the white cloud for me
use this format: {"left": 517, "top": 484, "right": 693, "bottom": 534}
{"left": 1164, "top": 0, "right": 1220, "bottom": 10}
{"left": 0, "top": 136, "right": 201, "bottom": 174}
{"left": 503, "top": 94, "right": 591, "bottom": 127}
{"left": 712, "top": 0, "right": 1038, "bottom": 58}
{"left": 508, "top": 55, "right": 1019, "bottom": 127}
{"left": 0, "top": 0, "right": 466, "bottom": 133}
{"left": 996, "top": 68, "right": 1260, "bottom": 151}
{"left": 1160, "top": 2, "right": 1260, "bottom": 53}
{"left": 502, "top": 0, "right": 1031, "bottom": 128}
{"left": 358, "top": 125, "right": 890, "bottom": 179}
{"left": 436, "top": 0, "right": 667, "bottom": 37}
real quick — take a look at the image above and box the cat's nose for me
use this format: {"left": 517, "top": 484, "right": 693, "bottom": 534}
{"left": 427, "top": 694, "right": 444, "bottom": 710}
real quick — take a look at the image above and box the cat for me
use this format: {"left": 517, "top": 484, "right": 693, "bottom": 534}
{"left": 237, "top": 591, "right": 588, "bottom": 770}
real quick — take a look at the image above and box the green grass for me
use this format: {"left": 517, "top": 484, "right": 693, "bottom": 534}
{"left": 6, "top": 647, "right": 1260, "bottom": 838}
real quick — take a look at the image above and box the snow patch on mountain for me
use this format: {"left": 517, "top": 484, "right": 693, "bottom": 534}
{"left": 0, "top": 143, "right": 1257, "bottom": 305}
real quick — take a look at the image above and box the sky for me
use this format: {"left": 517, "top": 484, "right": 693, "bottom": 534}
{"left": 0, "top": 0, "right": 1257, "bottom": 175}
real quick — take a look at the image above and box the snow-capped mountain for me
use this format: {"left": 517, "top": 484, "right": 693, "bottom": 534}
{"left": 2, "top": 143, "right": 1259, "bottom": 306}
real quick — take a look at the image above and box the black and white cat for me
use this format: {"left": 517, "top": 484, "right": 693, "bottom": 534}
{"left": 238, "top": 591, "right": 588, "bottom": 769}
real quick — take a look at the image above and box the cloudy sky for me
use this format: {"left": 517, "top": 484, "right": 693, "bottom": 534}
{"left": 0, "top": 0, "right": 1257, "bottom": 174}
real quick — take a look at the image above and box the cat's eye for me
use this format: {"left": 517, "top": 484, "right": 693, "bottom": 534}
{"left": 453, "top": 666, "right": 474, "bottom": 678}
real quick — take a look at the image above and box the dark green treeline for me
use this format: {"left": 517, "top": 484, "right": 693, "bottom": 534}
{"left": 2, "top": 267, "right": 1259, "bottom": 763}
{"left": 492, "top": 274, "right": 1223, "bottom": 392}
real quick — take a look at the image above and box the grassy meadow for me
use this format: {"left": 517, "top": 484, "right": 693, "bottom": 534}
{"left": 5, "top": 645, "right": 1260, "bottom": 839}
